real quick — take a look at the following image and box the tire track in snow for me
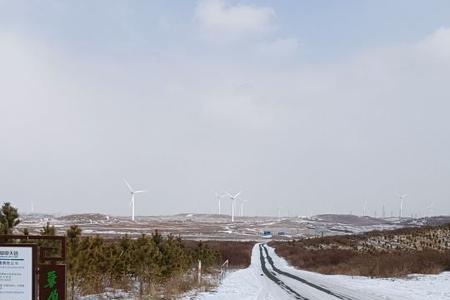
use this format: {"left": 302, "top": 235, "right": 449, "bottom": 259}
{"left": 258, "top": 244, "right": 309, "bottom": 300}
{"left": 261, "top": 244, "right": 358, "bottom": 300}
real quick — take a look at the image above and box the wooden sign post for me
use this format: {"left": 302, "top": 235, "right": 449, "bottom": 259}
{"left": 39, "top": 264, "right": 66, "bottom": 300}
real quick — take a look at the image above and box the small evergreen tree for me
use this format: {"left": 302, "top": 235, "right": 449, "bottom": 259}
{"left": 194, "top": 241, "right": 219, "bottom": 270}
{"left": 0, "top": 202, "right": 20, "bottom": 234}
{"left": 67, "top": 225, "right": 82, "bottom": 300}
{"left": 39, "top": 222, "right": 59, "bottom": 258}
{"left": 41, "top": 222, "right": 56, "bottom": 236}
{"left": 133, "top": 234, "right": 162, "bottom": 296}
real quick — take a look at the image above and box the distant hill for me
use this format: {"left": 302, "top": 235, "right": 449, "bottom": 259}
{"left": 400, "top": 215, "right": 450, "bottom": 226}
{"left": 56, "top": 213, "right": 112, "bottom": 222}
{"left": 314, "top": 214, "right": 391, "bottom": 226}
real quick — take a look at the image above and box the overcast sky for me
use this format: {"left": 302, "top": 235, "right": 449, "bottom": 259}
{"left": 1, "top": 0, "right": 450, "bottom": 217}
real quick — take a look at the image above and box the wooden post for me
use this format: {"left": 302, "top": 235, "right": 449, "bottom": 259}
{"left": 220, "top": 259, "right": 229, "bottom": 281}
{"left": 197, "top": 260, "right": 202, "bottom": 285}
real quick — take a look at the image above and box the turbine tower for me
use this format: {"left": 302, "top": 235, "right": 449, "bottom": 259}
{"left": 216, "top": 192, "right": 225, "bottom": 215}
{"left": 239, "top": 199, "right": 248, "bottom": 217}
{"left": 124, "top": 179, "right": 146, "bottom": 222}
{"left": 227, "top": 191, "right": 241, "bottom": 222}
{"left": 398, "top": 194, "right": 407, "bottom": 219}
{"left": 363, "top": 200, "right": 367, "bottom": 216}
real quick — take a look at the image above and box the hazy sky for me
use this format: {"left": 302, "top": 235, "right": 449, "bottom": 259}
{"left": 1, "top": 0, "right": 450, "bottom": 217}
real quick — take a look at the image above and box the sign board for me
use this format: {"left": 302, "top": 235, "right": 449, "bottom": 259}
{"left": 39, "top": 264, "right": 65, "bottom": 300}
{"left": 0, "top": 244, "right": 36, "bottom": 300}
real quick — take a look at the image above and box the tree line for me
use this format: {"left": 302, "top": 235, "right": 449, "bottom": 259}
{"left": 0, "top": 202, "right": 220, "bottom": 298}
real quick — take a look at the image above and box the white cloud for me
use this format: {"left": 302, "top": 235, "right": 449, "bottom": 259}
{"left": 416, "top": 27, "right": 450, "bottom": 63}
{"left": 195, "top": 0, "right": 275, "bottom": 41}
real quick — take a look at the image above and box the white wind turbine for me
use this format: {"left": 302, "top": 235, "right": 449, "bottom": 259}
{"left": 124, "top": 179, "right": 146, "bottom": 222}
{"left": 227, "top": 191, "right": 241, "bottom": 222}
{"left": 363, "top": 200, "right": 367, "bottom": 216}
{"left": 239, "top": 199, "right": 248, "bottom": 217}
{"left": 398, "top": 194, "right": 408, "bottom": 219}
{"left": 216, "top": 192, "right": 225, "bottom": 215}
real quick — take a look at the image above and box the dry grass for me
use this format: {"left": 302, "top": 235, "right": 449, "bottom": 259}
{"left": 271, "top": 223, "right": 450, "bottom": 277}
{"left": 155, "top": 272, "right": 219, "bottom": 299}
{"left": 273, "top": 245, "right": 450, "bottom": 277}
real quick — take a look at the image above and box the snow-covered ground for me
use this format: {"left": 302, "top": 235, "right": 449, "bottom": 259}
{"left": 194, "top": 243, "right": 450, "bottom": 300}
{"left": 17, "top": 213, "right": 450, "bottom": 241}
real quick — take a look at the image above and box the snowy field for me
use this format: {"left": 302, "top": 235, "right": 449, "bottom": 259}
{"left": 19, "top": 213, "right": 450, "bottom": 241}
{"left": 194, "top": 243, "right": 450, "bottom": 300}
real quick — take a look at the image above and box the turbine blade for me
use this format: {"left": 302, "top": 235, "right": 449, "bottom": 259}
{"left": 124, "top": 179, "right": 134, "bottom": 193}
{"left": 134, "top": 190, "right": 146, "bottom": 194}
{"left": 234, "top": 191, "right": 241, "bottom": 198}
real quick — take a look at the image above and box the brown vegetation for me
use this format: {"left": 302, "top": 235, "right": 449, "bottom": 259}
{"left": 65, "top": 237, "right": 254, "bottom": 298}
{"left": 183, "top": 240, "right": 255, "bottom": 267}
{"left": 271, "top": 223, "right": 450, "bottom": 277}
{"left": 272, "top": 245, "right": 450, "bottom": 277}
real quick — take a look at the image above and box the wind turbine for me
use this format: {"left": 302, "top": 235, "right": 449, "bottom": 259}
{"left": 124, "top": 179, "right": 146, "bottom": 222}
{"left": 398, "top": 194, "right": 408, "bottom": 219}
{"left": 216, "top": 192, "right": 225, "bottom": 215}
{"left": 227, "top": 192, "right": 241, "bottom": 222}
{"left": 363, "top": 200, "right": 367, "bottom": 216}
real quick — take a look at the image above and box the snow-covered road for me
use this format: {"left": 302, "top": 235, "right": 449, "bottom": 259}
{"left": 195, "top": 243, "right": 450, "bottom": 300}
